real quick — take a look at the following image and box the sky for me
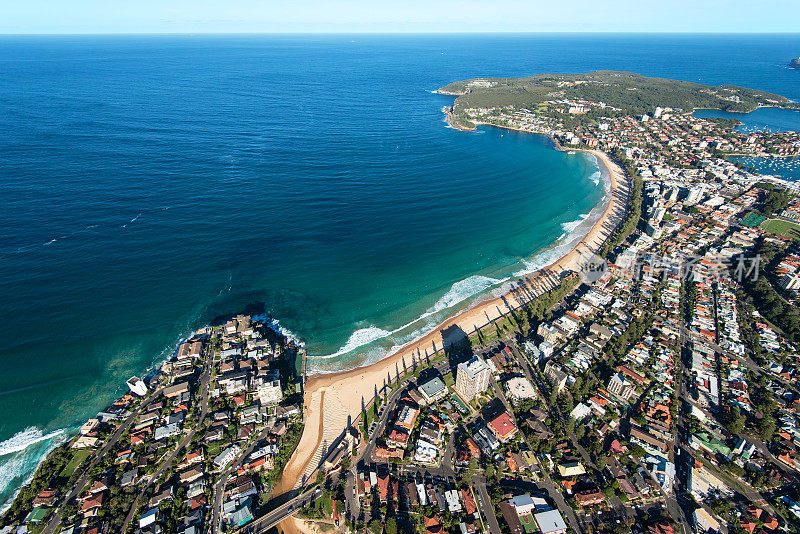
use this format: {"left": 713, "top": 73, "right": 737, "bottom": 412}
{"left": 1, "top": 0, "right": 799, "bottom": 34}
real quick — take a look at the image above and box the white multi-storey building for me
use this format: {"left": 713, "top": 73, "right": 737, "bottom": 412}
{"left": 455, "top": 355, "right": 491, "bottom": 401}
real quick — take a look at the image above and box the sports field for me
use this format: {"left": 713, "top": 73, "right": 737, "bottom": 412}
{"left": 761, "top": 218, "right": 800, "bottom": 240}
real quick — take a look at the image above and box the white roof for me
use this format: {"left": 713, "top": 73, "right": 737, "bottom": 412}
{"left": 139, "top": 507, "right": 158, "bottom": 528}
{"left": 534, "top": 510, "right": 567, "bottom": 534}
{"left": 509, "top": 494, "right": 534, "bottom": 510}
{"left": 458, "top": 356, "right": 490, "bottom": 379}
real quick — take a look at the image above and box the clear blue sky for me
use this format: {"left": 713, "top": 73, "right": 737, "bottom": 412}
{"left": 1, "top": 0, "right": 798, "bottom": 34}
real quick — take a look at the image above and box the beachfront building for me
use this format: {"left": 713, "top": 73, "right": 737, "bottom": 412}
{"left": 455, "top": 356, "right": 491, "bottom": 402}
{"left": 418, "top": 377, "right": 448, "bottom": 405}
{"left": 255, "top": 376, "right": 283, "bottom": 406}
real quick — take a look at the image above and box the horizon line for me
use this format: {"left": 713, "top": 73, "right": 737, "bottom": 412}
{"left": 1, "top": 30, "right": 800, "bottom": 37}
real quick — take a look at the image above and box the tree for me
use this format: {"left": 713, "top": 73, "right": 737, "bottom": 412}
{"left": 758, "top": 416, "right": 776, "bottom": 442}
{"left": 368, "top": 519, "right": 383, "bottom": 534}
{"left": 385, "top": 516, "right": 398, "bottom": 534}
{"left": 596, "top": 455, "right": 607, "bottom": 469}
{"left": 724, "top": 407, "right": 746, "bottom": 435}
{"left": 461, "top": 457, "right": 478, "bottom": 488}
{"left": 629, "top": 444, "right": 646, "bottom": 458}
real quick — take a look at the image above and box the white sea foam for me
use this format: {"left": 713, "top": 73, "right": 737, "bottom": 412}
{"left": 313, "top": 274, "right": 504, "bottom": 362}
{"left": 251, "top": 314, "right": 304, "bottom": 347}
{"left": 310, "top": 147, "right": 615, "bottom": 372}
{"left": 561, "top": 213, "right": 590, "bottom": 234}
{"left": 0, "top": 428, "right": 68, "bottom": 513}
{"left": 424, "top": 275, "right": 503, "bottom": 316}
{"left": 0, "top": 426, "right": 65, "bottom": 457}
{"left": 316, "top": 327, "right": 392, "bottom": 360}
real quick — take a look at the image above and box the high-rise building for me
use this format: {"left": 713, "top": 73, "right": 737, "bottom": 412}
{"left": 455, "top": 355, "right": 491, "bottom": 401}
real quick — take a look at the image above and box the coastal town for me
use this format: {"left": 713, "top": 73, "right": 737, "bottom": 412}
{"left": 3, "top": 72, "right": 800, "bottom": 534}
{"left": 1, "top": 314, "right": 305, "bottom": 534}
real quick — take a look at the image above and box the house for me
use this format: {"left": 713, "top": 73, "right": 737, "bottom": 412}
{"left": 505, "top": 376, "right": 538, "bottom": 404}
{"left": 179, "top": 469, "right": 203, "bottom": 484}
{"left": 32, "top": 490, "right": 58, "bottom": 507}
{"left": 574, "top": 490, "right": 605, "bottom": 507}
{"left": 79, "top": 419, "right": 100, "bottom": 436}
{"left": 164, "top": 382, "right": 190, "bottom": 399}
{"left": 544, "top": 362, "right": 569, "bottom": 393}
{"left": 414, "top": 440, "right": 439, "bottom": 465}
{"left": 120, "top": 469, "right": 138, "bottom": 487}
{"left": 395, "top": 403, "right": 420, "bottom": 432}
{"left": 139, "top": 508, "right": 158, "bottom": 529}
{"left": 557, "top": 462, "right": 586, "bottom": 477}
{"left": 418, "top": 377, "right": 448, "bottom": 405}
{"left": 499, "top": 502, "right": 524, "bottom": 534}
{"left": 177, "top": 340, "right": 203, "bottom": 360}
{"left": 607, "top": 372, "right": 637, "bottom": 401}
{"left": 534, "top": 510, "right": 568, "bottom": 534}
{"left": 509, "top": 494, "right": 536, "bottom": 516}
{"left": 214, "top": 445, "right": 241, "bottom": 469}
{"left": 444, "top": 490, "right": 462, "bottom": 513}
{"left": 72, "top": 436, "right": 99, "bottom": 449}
{"left": 256, "top": 377, "right": 282, "bottom": 406}
{"left": 693, "top": 508, "right": 720, "bottom": 533}
{"left": 154, "top": 423, "right": 180, "bottom": 441}
{"left": 487, "top": 412, "right": 518, "bottom": 442}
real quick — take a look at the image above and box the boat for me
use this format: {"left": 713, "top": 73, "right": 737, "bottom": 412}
{"left": 126, "top": 376, "right": 148, "bottom": 396}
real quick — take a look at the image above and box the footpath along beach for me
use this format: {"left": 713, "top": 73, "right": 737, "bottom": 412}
{"left": 276, "top": 143, "right": 632, "bottom": 500}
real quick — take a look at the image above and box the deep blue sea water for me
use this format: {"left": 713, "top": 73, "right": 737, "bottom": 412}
{"left": 1, "top": 33, "right": 800, "bottom": 507}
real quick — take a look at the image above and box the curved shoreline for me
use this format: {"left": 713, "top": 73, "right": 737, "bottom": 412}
{"left": 276, "top": 127, "right": 630, "bottom": 492}
{"left": 303, "top": 125, "right": 599, "bottom": 375}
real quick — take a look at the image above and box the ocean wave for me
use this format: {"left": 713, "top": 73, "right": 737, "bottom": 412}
{"left": 0, "top": 429, "right": 68, "bottom": 513}
{"left": 424, "top": 275, "right": 503, "bottom": 316}
{"left": 312, "top": 274, "right": 504, "bottom": 362}
{"left": 251, "top": 314, "right": 305, "bottom": 347}
{"left": 589, "top": 169, "right": 601, "bottom": 186}
{"left": 0, "top": 426, "right": 65, "bottom": 457}
{"left": 561, "top": 213, "right": 590, "bottom": 234}
{"left": 315, "top": 326, "right": 392, "bottom": 360}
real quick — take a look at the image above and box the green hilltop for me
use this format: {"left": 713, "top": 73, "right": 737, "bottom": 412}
{"left": 439, "top": 70, "right": 796, "bottom": 127}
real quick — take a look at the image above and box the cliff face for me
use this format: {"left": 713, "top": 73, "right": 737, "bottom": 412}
{"left": 791, "top": 58, "right": 800, "bottom": 69}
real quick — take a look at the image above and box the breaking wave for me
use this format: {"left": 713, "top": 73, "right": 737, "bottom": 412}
{"left": 561, "top": 213, "right": 590, "bottom": 235}
{"left": 0, "top": 427, "right": 68, "bottom": 513}
{"left": 0, "top": 426, "right": 65, "bottom": 457}
{"left": 313, "top": 274, "right": 504, "bottom": 362}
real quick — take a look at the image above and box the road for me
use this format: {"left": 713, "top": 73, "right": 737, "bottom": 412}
{"left": 121, "top": 352, "right": 214, "bottom": 531}
{"left": 212, "top": 426, "right": 275, "bottom": 533}
{"left": 235, "top": 487, "right": 321, "bottom": 533}
{"left": 359, "top": 377, "right": 411, "bottom": 465}
{"left": 41, "top": 384, "right": 165, "bottom": 534}
{"left": 474, "top": 479, "right": 501, "bottom": 534}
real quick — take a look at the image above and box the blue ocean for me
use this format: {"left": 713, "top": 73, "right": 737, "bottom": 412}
{"left": 1, "top": 34, "right": 799, "bottom": 507}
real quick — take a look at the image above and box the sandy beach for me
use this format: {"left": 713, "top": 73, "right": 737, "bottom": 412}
{"left": 277, "top": 144, "right": 631, "bottom": 494}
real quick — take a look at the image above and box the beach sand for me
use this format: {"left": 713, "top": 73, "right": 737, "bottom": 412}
{"left": 276, "top": 146, "right": 630, "bottom": 497}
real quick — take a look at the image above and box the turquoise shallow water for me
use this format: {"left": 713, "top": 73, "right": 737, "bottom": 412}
{"left": 2, "top": 33, "right": 800, "bottom": 507}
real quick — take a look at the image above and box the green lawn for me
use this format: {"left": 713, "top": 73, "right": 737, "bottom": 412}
{"left": 761, "top": 218, "right": 800, "bottom": 240}
{"left": 60, "top": 448, "right": 92, "bottom": 478}
{"left": 443, "top": 372, "right": 455, "bottom": 388}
